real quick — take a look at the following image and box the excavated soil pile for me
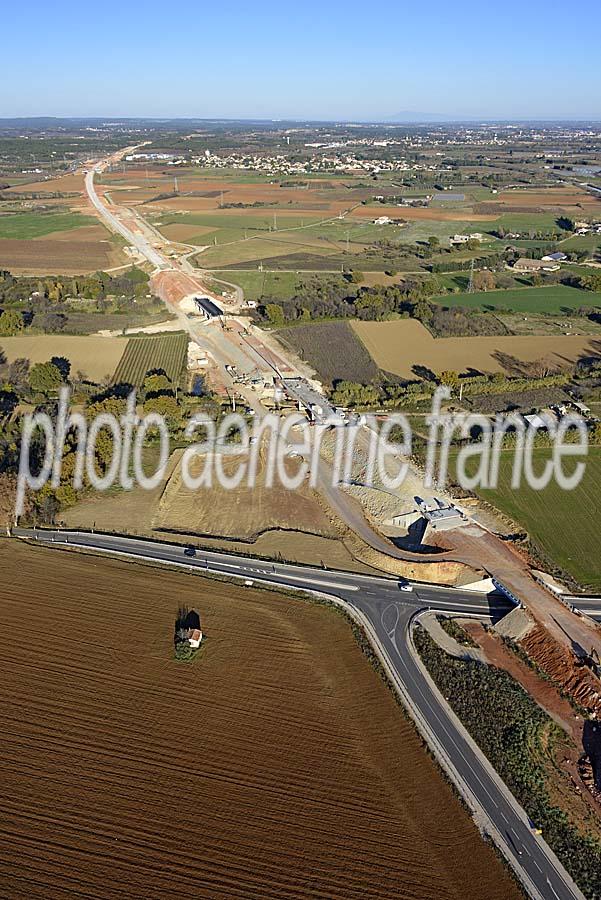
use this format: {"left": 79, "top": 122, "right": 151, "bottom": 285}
{"left": 521, "top": 625, "right": 601, "bottom": 714}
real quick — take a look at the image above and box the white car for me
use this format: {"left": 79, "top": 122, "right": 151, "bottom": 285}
{"left": 399, "top": 582, "right": 414, "bottom": 593}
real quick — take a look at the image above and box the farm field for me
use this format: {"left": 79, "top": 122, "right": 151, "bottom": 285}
{"left": 0, "top": 234, "right": 116, "bottom": 271}
{"left": 400, "top": 219, "right": 500, "bottom": 245}
{"left": 496, "top": 311, "right": 601, "bottom": 337}
{"left": 351, "top": 319, "right": 601, "bottom": 379}
{"left": 112, "top": 332, "right": 188, "bottom": 387}
{"left": 277, "top": 321, "right": 379, "bottom": 386}
{"left": 434, "top": 284, "right": 595, "bottom": 314}
{"left": 490, "top": 186, "right": 601, "bottom": 212}
{"left": 449, "top": 448, "right": 601, "bottom": 591}
{"left": 0, "top": 169, "right": 128, "bottom": 272}
{"left": 0, "top": 541, "right": 520, "bottom": 899}
{"left": 4, "top": 173, "right": 88, "bottom": 195}
{"left": 0, "top": 211, "right": 98, "bottom": 240}
{"left": 209, "top": 269, "right": 301, "bottom": 300}
{"left": 195, "top": 235, "right": 339, "bottom": 269}
{"left": 0, "top": 236, "right": 122, "bottom": 274}
{"left": 0, "top": 334, "right": 128, "bottom": 382}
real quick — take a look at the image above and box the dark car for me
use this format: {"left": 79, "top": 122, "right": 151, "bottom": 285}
{"left": 183, "top": 546, "right": 196, "bottom": 558}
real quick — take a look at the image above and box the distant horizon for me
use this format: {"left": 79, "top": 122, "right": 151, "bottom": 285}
{"left": 1, "top": 114, "right": 601, "bottom": 126}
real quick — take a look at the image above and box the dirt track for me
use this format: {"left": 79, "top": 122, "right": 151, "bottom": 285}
{"left": 0, "top": 540, "right": 519, "bottom": 899}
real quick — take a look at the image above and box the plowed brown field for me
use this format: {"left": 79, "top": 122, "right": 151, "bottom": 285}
{"left": 0, "top": 238, "right": 119, "bottom": 273}
{"left": 0, "top": 540, "right": 519, "bottom": 900}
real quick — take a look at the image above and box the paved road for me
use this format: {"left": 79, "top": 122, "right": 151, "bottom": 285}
{"left": 85, "top": 167, "right": 169, "bottom": 271}
{"left": 18, "top": 528, "right": 584, "bottom": 900}
{"left": 565, "top": 595, "right": 601, "bottom": 623}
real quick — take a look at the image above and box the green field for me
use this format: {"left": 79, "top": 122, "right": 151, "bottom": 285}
{"left": 492, "top": 213, "right": 565, "bottom": 233}
{"left": 154, "top": 210, "right": 326, "bottom": 232}
{"left": 401, "top": 220, "right": 500, "bottom": 246}
{"left": 0, "top": 211, "right": 98, "bottom": 240}
{"left": 112, "top": 332, "right": 188, "bottom": 387}
{"left": 451, "top": 447, "right": 601, "bottom": 590}
{"left": 209, "top": 270, "right": 301, "bottom": 300}
{"left": 433, "top": 284, "right": 594, "bottom": 314}
{"left": 559, "top": 233, "right": 601, "bottom": 252}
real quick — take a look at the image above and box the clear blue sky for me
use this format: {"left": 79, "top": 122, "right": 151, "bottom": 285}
{"left": 1, "top": 0, "right": 599, "bottom": 120}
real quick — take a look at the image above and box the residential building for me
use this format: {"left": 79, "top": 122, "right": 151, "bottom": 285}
{"left": 512, "top": 258, "right": 560, "bottom": 273}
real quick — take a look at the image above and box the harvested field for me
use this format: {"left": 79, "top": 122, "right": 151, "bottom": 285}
{"left": 351, "top": 319, "right": 601, "bottom": 379}
{"left": 277, "top": 321, "right": 379, "bottom": 387}
{"left": 0, "top": 335, "right": 128, "bottom": 382}
{"left": 8, "top": 173, "right": 87, "bottom": 194}
{"left": 158, "top": 223, "right": 217, "bottom": 243}
{"left": 0, "top": 540, "right": 519, "bottom": 899}
{"left": 36, "top": 223, "right": 112, "bottom": 243}
{"left": 496, "top": 187, "right": 600, "bottom": 208}
{"left": 0, "top": 237, "right": 121, "bottom": 274}
{"left": 112, "top": 332, "right": 188, "bottom": 387}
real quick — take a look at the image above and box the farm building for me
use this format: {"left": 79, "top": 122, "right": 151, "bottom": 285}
{"left": 569, "top": 400, "right": 591, "bottom": 417}
{"left": 188, "top": 629, "right": 203, "bottom": 649}
{"left": 174, "top": 607, "right": 203, "bottom": 651}
{"left": 542, "top": 251, "right": 568, "bottom": 262}
{"left": 522, "top": 412, "right": 558, "bottom": 429}
{"left": 512, "top": 258, "right": 560, "bottom": 273}
{"left": 450, "top": 232, "right": 483, "bottom": 245}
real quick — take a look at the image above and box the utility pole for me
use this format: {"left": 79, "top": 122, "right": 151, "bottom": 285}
{"left": 468, "top": 257, "right": 475, "bottom": 294}
{"left": 174, "top": 176, "right": 179, "bottom": 194}
{"left": 273, "top": 212, "right": 277, "bottom": 231}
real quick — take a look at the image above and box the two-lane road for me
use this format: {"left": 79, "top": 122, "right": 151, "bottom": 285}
{"left": 18, "top": 528, "right": 585, "bottom": 900}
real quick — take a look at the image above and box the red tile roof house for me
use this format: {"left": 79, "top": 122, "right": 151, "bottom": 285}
{"left": 188, "top": 629, "right": 203, "bottom": 649}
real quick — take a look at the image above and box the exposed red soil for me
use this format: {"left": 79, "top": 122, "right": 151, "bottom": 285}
{"left": 521, "top": 625, "right": 601, "bottom": 715}
{"left": 461, "top": 620, "right": 580, "bottom": 739}
{"left": 436, "top": 527, "right": 601, "bottom": 665}
{"left": 0, "top": 540, "right": 520, "bottom": 899}
{"left": 460, "top": 621, "right": 601, "bottom": 822}
{"left": 151, "top": 269, "right": 215, "bottom": 306}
